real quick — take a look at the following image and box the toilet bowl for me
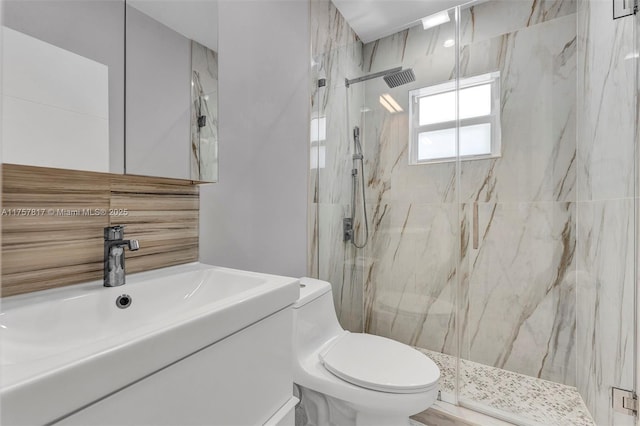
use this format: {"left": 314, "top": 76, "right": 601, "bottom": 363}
{"left": 293, "top": 277, "right": 440, "bottom": 426}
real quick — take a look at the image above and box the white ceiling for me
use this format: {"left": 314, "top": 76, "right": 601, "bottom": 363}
{"left": 332, "top": 0, "right": 471, "bottom": 43}
{"left": 128, "top": 0, "right": 218, "bottom": 51}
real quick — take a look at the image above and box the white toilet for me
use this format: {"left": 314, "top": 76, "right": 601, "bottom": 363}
{"left": 293, "top": 277, "right": 440, "bottom": 426}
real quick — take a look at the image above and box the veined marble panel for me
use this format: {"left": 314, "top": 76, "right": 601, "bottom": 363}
{"left": 317, "top": 203, "right": 363, "bottom": 332}
{"left": 360, "top": 86, "right": 458, "bottom": 206}
{"left": 311, "top": 0, "right": 360, "bottom": 60}
{"left": 459, "top": 0, "right": 577, "bottom": 48}
{"left": 576, "top": 199, "right": 635, "bottom": 426}
{"left": 311, "top": 0, "right": 362, "bottom": 90}
{"left": 310, "top": 0, "right": 366, "bottom": 333}
{"left": 364, "top": 202, "right": 458, "bottom": 356}
{"left": 362, "top": 0, "right": 576, "bottom": 75}
{"left": 462, "top": 201, "right": 576, "bottom": 385}
{"left": 577, "top": 0, "right": 636, "bottom": 201}
{"left": 459, "top": 14, "right": 577, "bottom": 203}
{"left": 308, "top": 200, "right": 319, "bottom": 279}
{"left": 362, "top": 16, "right": 456, "bottom": 74}
{"left": 575, "top": 1, "right": 637, "bottom": 424}
{"left": 315, "top": 82, "right": 365, "bottom": 205}
{"left": 362, "top": 14, "right": 577, "bottom": 205}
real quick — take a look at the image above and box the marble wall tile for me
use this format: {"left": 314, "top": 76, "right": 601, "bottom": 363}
{"left": 575, "top": 1, "right": 637, "bottom": 424}
{"left": 362, "top": 0, "right": 576, "bottom": 75}
{"left": 311, "top": 0, "right": 359, "bottom": 59}
{"left": 461, "top": 201, "right": 576, "bottom": 385}
{"left": 362, "top": 13, "right": 577, "bottom": 205}
{"left": 311, "top": 0, "right": 362, "bottom": 90}
{"left": 577, "top": 0, "right": 636, "bottom": 202}
{"left": 362, "top": 18, "right": 457, "bottom": 75}
{"left": 459, "top": 0, "right": 577, "bottom": 47}
{"left": 364, "top": 202, "right": 458, "bottom": 356}
{"left": 315, "top": 83, "right": 365, "bottom": 205}
{"left": 361, "top": 83, "right": 458, "bottom": 206}
{"left": 308, "top": 199, "right": 319, "bottom": 279}
{"left": 576, "top": 199, "right": 635, "bottom": 426}
{"left": 459, "top": 14, "right": 577, "bottom": 204}
{"left": 317, "top": 203, "right": 363, "bottom": 332}
{"left": 310, "top": 0, "right": 366, "bottom": 333}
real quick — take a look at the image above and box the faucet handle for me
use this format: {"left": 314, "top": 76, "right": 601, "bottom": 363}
{"left": 104, "top": 225, "right": 125, "bottom": 240}
{"left": 128, "top": 240, "right": 140, "bottom": 251}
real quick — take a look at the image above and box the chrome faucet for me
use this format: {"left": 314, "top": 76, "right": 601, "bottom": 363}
{"left": 104, "top": 226, "right": 139, "bottom": 287}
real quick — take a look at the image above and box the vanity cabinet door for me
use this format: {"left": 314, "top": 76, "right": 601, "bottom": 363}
{"left": 54, "top": 308, "right": 293, "bottom": 426}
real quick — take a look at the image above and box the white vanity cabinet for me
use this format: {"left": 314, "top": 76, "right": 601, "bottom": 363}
{"left": 55, "top": 308, "right": 296, "bottom": 426}
{"left": 1, "top": 264, "right": 299, "bottom": 426}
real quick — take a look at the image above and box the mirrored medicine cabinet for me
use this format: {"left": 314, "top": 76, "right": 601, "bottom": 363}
{"left": 1, "top": 0, "right": 218, "bottom": 182}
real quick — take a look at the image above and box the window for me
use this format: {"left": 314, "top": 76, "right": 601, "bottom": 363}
{"left": 310, "top": 116, "right": 327, "bottom": 169}
{"left": 408, "top": 72, "right": 501, "bottom": 164}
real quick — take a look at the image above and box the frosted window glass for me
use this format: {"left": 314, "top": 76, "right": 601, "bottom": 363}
{"left": 419, "top": 91, "right": 455, "bottom": 126}
{"left": 460, "top": 123, "right": 491, "bottom": 156}
{"left": 310, "top": 145, "right": 326, "bottom": 169}
{"left": 418, "top": 128, "right": 456, "bottom": 160}
{"left": 418, "top": 123, "right": 491, "bottom": 161}
{"left": 418, "top": 83, "right": 491, "bottom": 126}
{"left": 459, "top": 84, "right": 491, "bottom": 120}
{"left": 310, "top": 117, "right": 327, "bottom": 141}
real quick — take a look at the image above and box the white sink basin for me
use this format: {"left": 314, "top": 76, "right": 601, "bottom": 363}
{"left": 0, "top": 262, "right": 299, "bottom": 425}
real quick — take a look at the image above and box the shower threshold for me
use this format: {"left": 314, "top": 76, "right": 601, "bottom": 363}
{"left": 411, "top": 349, "right": 595, "bottom": 426}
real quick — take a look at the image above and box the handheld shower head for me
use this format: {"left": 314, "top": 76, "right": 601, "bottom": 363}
{"left": 353, "top": 126, "right": 363, "bottom": 158}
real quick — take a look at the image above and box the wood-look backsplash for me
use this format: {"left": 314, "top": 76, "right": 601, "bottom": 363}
{"left": 2, "top": 164, "right": 199, "bottom": 297}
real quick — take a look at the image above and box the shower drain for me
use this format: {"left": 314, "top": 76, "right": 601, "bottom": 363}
{"left": 115, "top": 294, "right": 132, "bottom": 309}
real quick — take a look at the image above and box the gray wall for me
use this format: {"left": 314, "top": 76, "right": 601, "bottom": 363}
{"left": 199, "top": 0, "right": 309, "bottom": 278}
{"left": 125, "top": 5, "right": 191, "bottom": 179}
{"left": 3, "top": 0, "right": 125, "bottom": 174}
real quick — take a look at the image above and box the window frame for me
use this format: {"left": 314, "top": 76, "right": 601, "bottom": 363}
{"left": 408, "top": 71, "right": 501, "bottom": 165}
{"left": 310, "top": 115, "right": 327, "bottom": 169}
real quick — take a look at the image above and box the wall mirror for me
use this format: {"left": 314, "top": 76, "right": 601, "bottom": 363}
{"left": 125, "top": 0, "right": 218, "bottom": 182}
{"left": 1, "top": 0, "right": 125, "bottom": 173}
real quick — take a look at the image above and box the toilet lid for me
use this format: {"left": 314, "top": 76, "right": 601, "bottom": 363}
{"left": 319, "top": 333, "right": 440, "bottom": 394}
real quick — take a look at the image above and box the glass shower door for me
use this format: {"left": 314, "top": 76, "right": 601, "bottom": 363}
{"left": 310, "top": 0, "right": 366, "bottom": 333}
{"left": 456, "top": 1, "right": 638, "bottom": 425}
{"left": 311, "top": 0, "right": 463, "bottom": 405}
{"left": 356, "top": 6, "right": 461, "bottom": 405}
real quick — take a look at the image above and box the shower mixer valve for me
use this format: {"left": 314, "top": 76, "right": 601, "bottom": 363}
{"left": 343, "top": 218, "right": 354, "bottom": 242}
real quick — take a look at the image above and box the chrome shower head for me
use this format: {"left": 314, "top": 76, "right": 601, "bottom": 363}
{"left": 345, "top": 67, "right": 416, "bottom": 88}
{"left": 383, "top": 68, "right": 416, "bottom": 88}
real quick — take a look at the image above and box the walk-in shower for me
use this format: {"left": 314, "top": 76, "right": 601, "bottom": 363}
{"left": 311, "top": 0, "right": 638, "bottom": 424}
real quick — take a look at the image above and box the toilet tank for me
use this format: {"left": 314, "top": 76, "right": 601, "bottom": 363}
{"left": 292, "top": 278, "right": 344, "bottom": 357}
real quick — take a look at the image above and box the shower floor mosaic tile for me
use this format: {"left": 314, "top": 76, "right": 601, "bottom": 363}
{"left": 417, "top": 349, "right": 595, "bottom": 426}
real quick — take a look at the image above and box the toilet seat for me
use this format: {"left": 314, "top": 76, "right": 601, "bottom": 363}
{"left": 318, "top": 333, "right": 440, "bottom": 394}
